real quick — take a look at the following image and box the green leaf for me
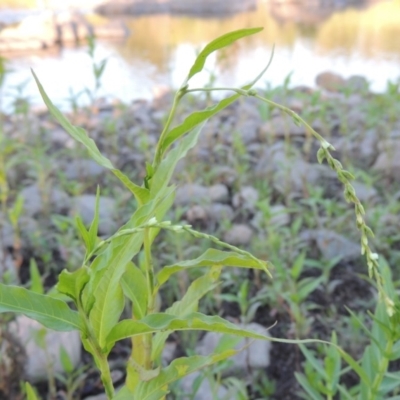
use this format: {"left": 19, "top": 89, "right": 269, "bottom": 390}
{"left": 186, "top": 28, "right": 263, "bottom": 82}
{"left": 60, "top": 345, "right": 74, "bottom": 374}
{"left": 299, "top": 344, "right": 326, "bottom": 381}
{"left": 32, "top": 70, "right": 149, "bottom": 205}
{"left": 133, "top": 351, "right": 240, "bottom": 400}
{"left": 296, "top": 276, "right": 324, "bottom": 302}
{"left": 295, "top": 373, "right": 325, "bottom": 400}
{"left": 121, "top": 263, "right": 148, "bottom": 320}
{"left": 161, "top": 94, "right": 241, "bottom": 152}
{"left": 25, "top": 382, "right": 40, "bottom": 400}
{"left": 151, "top": 122, "right": 206, "bottom": 197}
{"left": 89, "top": 250, "right": 129, "bottom": 349}
{"left": 107, "top": 312, "right": 271, "bottom": 347}
{"left": 57, "top": 267, "right": 90, "bottom": 303}
{"left": 75, "top": 214, "right": 90, "bottom": 251}
{"left": 0, "top": 283, "right": 81, "bottom": 331}
{"left": 157, "top": 249, "right": 266, "bottom": 287}
{"left": 152, "top": 267, "right": 221, "bottom": 360}
{"left": 290, "top": 252, "right": 306, "bottom": 280}
{"left": 29, "top": 258, "right": 44, "bottom": 294}
{"left": 88, "top": 185, "right": 101, "bottom": 251}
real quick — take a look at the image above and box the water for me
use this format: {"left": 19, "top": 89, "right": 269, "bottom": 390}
{"left": 1, "top": 0, "right": 400, "bottom": 112}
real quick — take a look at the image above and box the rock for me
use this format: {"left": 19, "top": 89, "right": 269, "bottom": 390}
{"left": 0, "top": 330, "right": 26, "bottom": 398}
{"left": 196, "top": 323, "right": 271, "bottom": 376}
{"left": 207, "top": 203, "right": 234, "bottom": 222}
{"left": 209, "top": 166, "right": 238, "bottom": 187}
{"left": 49, "top": 128, "right": 76, "bottom": 149}
{"left": 301, "top": 229, "right": 360, "bottom": 262}
{"left": 20, "top": 184, "right": 70, "bottom": 217}
{"left": 223, "top": 224, "right": 253, "bottom": 246}
{"left": 316, "top": 72, "right": 346, "bottom": 92}
{"left": 162, "top": 341, "right": 177, "bottom": 366}
{"left": 186, "top": 205, "right": 208, "bottom": 224}
{"left": 175, "top": 184, "right": 209, "bottom": 206}
{"left": 272, "top": 160, "right": 336, "bottom": 198}
{"left": 179, "top": 371, "right": 228, "bottom": 400}
{"left": 96, "top": 0, "right": 257, "bottom": 17}
{"left": 70, "top": 195, "right": 117, "bottom": 235}
{"left": 352, "top": 182, "right": 378, "bottom": 204}
{"left": 259, "top": 115, "right": 305, "bottom": 139}
{"left": 232, "top": 186, "right": 259, "bottom": 211}
{"left": 64, "top": 159, "right": 106, "bottom": 181}
{"left": 0, "top": 248, "right": 16, "bottom": 283}
{"left": 207, "top": 184, "right": 229, "bottom": 203}
{"left": 8, "top": 315, "right": 81, "bottom": 383}
{"left": 346, "top": 75, "right": 369, "bottom": 92}
{"left": 372, "top": 139, "right": 400, "bottom": 180}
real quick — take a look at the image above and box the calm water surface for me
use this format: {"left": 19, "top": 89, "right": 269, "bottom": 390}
{"left": 1, "top": 0, "right": 400, "bottom": 111}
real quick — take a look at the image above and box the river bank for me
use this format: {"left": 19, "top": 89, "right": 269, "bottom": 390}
{"left": 0, "top": 70, "right": 399, "bottom": 398}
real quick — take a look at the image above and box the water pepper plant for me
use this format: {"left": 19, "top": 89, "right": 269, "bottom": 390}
{"left": 0, "top": 28, "right": 398, "bottom": 400}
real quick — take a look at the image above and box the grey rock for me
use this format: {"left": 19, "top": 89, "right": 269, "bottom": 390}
{"left": 70, "top": 195, "right": 116, "bottom": 235}
{"left": 179, "top": 371, "right": 228, "bottom": 400}
{"left": 269, "top": 205, "right": 290, "bottom": 227}
{"left": 207, "top": 203, "right": 234, "bottom": 222}
{"left": 208, "top": 184, "right": 229, "bottom": 203}
{"left": 352, "top": 182, "right": 378, "bottom": 204}
{"left": 49, "top": 128, "right": 75, "bottom": 149}
{"left": 175, "top": 184, "right": 209, "bottom": 206}
{"left": 236, "top": 119, "right": 260, "bottom": 145}
{"left": 223, "top": 224, "right": 253, "bottom": 246}
{"left": 186, "top": 205, "right": 208, "bottom": 223}
{"left": 316, "top": 71, "right": 346, "bottom": 92}
{"left": 209, "top": 166, "right": 238, "bottom": 187}
{"left": 302, "top": 229, "right": 360, "bottom": 261}
{"left": 259, "top": 115, "right": 305, "bottom": 139}
{"left": 64, "top": 159, "right": 105, "bottom": 181}
{"left": 196, "top": 323, "right": 271, "bottom": 376}
{"left": 273, "top": 160, "right": 336, "bottom": 197}
{"left": 0, "top": 248, "right": 16, "bottom": 283}
{"left": 346, "top": 75, "right": 368, "bottom": 92}
{"left": 255, "top": 142, "right": 293, "bottom": 175}
{"left": 372, "top": 140, "right": 400, "bottom": 180}
{"left": 8, "top": 315, "right": 81, "bottom": 383}
{"left": 20, "top": 184, "right": 70, "bottom": 217}
{"left": 232, "top": 186, "right": 259, "bottom": 211}
{"left": 162, "top": 341, "right": 177, "bottom": 366}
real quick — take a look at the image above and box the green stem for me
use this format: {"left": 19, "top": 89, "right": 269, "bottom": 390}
{"left": 368, "top": 339, "right": 393, "bottom": 400}
{"left": 77, "top": 302, "right": 115, "bottom": 399}
{"left": 143, "top": 227, "right": 155, "bottom": 369}
{"left": 153, "top": 89, "right": 184, "bottom": 169}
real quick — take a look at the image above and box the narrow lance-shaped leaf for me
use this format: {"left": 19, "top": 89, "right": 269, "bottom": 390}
{"left": 156, "top": 248, "right": 266, "bottom": 287}
{"left": 121, "top": 262, "right": 148, "bottom": 320}
{"left": 160, "top": 42, "right": 274, "bottom": 154}
{"left": 0, "top": 283, "right": 82, "bottom": 331}
{"left": 25, "top": 382, "right": 40, "bottom": 400}
{"left": 152, "top": 267, "right": 221, "bottom": 360}
{"left": 32, "top": 70, "right": 149, "bottom": 205}
{"left": 29, "top": 258, "right": 44, "bottom": 294}
{"left": 57, "top": 267, "right": 90, "bottom": 303}
{"left": 132, "top": 351, "right": 240, "bottom": 400}
{"left": 150, "top": 122, "right": 206, "bottom": 198}
{"left": 107, "top": 312, "right": 271, "bottom": 348}
{"left": 185, "top": 27, "right": 263, "bottom": 83}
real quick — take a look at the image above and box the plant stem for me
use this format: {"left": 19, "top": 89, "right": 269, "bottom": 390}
{"left": 143, "top": 227, "right": 155, "bottom": 369}
{"left": 153, "top": 89, "right": 183, "bottom": 169}
{"left": 369, "top": 339, "right": 393, "bottom": 400}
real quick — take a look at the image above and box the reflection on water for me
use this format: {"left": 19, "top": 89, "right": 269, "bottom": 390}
{"left": 1, "top": 0, "right": 400, "bottom": 111}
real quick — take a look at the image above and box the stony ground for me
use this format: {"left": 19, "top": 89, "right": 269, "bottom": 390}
{"left": 0, "top": 72, "right": 400, "bottom": 399}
